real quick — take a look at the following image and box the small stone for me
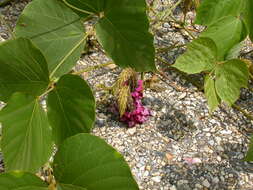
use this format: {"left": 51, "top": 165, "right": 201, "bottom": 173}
{"left": 202, "top": 179, "right": 210, "bottom": 188}
{"left": 127, "top": 127, "right": 136, "bottom": 135}
{"left": 151, "top": 176, "right": 161, "bottom": 183}
{"left": 178, "top": 92, "right": 187, "bottom": 100}
{"left": 212, "top": 177, "right": 219, "bottom": 183}
{"left": 170, "top": 185, "right": 177, "bottom": 190}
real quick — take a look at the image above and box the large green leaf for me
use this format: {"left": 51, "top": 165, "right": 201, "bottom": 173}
{"left": 63, "top": 0, "right": 156, "bottom": 72}
{"left": 245, "top": 136, "right": 253, "bottom": 161}
{"left": 0, "top": 93, "right": 52, "bottom": 173}
{"left": 53, "top": 134, "right": 139, "bottom": 190}
{"left": 47, "top": 74, "right": 95, "bottom": 145}
{"left": 195, "top": 0, "right": 247, "bottom": 26}
{"left": 15, "top": 0, "right": 86, "bottom": 78}
{"left": 204, "top": 75, "right": 220, "bottom": 112}
{"left": 201, "top": 16, "right": 247, "bottom": 61}
{"left": 173, "top": 37, "right": 217, "bottom": 74}
{"left": 215, "top": 59, "right": 249, "bottom": 106}
{"left": 0, "top": 38, "right": 49, "bottom": 102}
{"left": 0, "top": 171, "right": 48, "bottom": 190}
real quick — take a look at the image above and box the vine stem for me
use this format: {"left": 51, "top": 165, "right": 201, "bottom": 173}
{"left": 73, "top": 61, "right": 114, "bottom": 75}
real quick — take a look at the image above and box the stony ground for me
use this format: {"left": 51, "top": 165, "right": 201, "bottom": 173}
{"left": 1, "top": 0, "right": 253, "bottom": 190}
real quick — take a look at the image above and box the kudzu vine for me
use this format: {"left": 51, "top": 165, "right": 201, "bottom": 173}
{"left": 0, "top": 0, "right": 253, "bottom": 189}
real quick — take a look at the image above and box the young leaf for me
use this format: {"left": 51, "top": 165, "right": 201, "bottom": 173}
{"left": 245, "top": 136, "right": 253, "bottom": 161}
{"left": 204, "top": 75, "right": 220, "bottom": 112}
{"left": 0, "top": 171, "right": 48, "bottom": 190}
{"left": 195, "top": 0, "right": 247, "bottom": 26}
{"left": 0, "top": 38, "right": 49, "bottom": 102}
{"left": 47, "top": 74, "right": 95, "bottom": 145}
{"left": 63, "top": 0, "right": 156, "bottom": 72}
{"left": 53, "top": 134, "right": 139, "bottom": 190}
{"left": 0, "top": 93, "right": 52, "bottom": 173}
{"left": 200, "top": 16, "right": 247, "bottom": 61}
{"left": 173, "top": 37, "right": 217, "bottom": 74}
{"left": 15, "top": 0, "right": 86, "bottom": 78}
{"left": 215, "top": 59, "right": 249, "bottom": 106}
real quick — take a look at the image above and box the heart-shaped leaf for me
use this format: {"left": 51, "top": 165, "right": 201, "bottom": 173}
{"left": 215, "top": 59, "right": 249, "bottom": 106}
{"left": 204, "top": 75, "right": 220, "bottom": 112}
{"left": 0, "top": 93, "right": 52, "bottom": 173}
{"left": 53, "top": 134, "right": 139, "bottom": 190}
{"left": 195, "top": 0, "right": 247, "bottom": 26}
{"left": 173, "top": 37, "right": 217, "bottom": 74}
{"left": 0, "top": 38, "right": 49, "bottom": 102}
{"left": 200, "top": 16, "right": 247, "bottom": 60}
{"left": 63, "top": 0, "right": 156, "bottom": 72}
{"left": 15, "top": 0, "right": 86, "bottom": 78}
{"left": 0, "top": 171, "right": 48, "bottom": 190}
{"left": 47, "top": 74, "right": 95, "bottom": 145}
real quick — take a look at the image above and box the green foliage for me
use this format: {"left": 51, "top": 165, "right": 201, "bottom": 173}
{"left": 54, "top": 134, "right": 139, "bottom": 190}
{"left": 215, "top": 59, "right": 249, "bottom": 106}
{"left": 204, "top": 75, "right": 220, "bottom": 112}
{"left": 14, "top": 0, "right": 86, "bottom": 78}
{"left": 0, "top": 171, "right": 48, "bottom": 190}
{"left": 200, "top": 16, "right": 247, "bottom": 60}
{"left": 47, "top": 74, "right": 95, "bottom": 145}
{"left": 0, "top": 93, "right": 52, "bottom": 173}
{"left": 173, "top": 37, "right": 217, "bottom": 74}
{"left": 0, "top": 38, "right": 49, "bottom": 102}
{"left": 195, "top": 0, "right": 248, "bottom": 26}
{"left": 0, "top": 0, "right": 146, "bottom": 187}
{"left": 64, "top": 0, "right": 156, "bottom": 71}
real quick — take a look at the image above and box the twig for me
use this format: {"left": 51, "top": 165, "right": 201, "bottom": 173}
{"left": 73, "top": 61, "right": 114, "bottom": 75}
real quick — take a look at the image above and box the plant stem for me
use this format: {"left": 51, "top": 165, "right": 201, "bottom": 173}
{"left": 156, "top": 43, "right": 186, "bottom": 53}
{"left": 73, "top": 61, "right": 114, "bottom": 75}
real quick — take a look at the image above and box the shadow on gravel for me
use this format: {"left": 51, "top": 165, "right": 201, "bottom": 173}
{"left": 153, "top": 101, "right": 197, "bottom": 141}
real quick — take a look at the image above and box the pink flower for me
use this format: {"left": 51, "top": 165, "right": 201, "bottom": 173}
{"left": 120, "top": 80, "right": 151, "bottom": 127}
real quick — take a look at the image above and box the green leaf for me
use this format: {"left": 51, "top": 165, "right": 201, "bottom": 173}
{"left": 0, "top": 38, "right": 49, "bottom": 102}
{"left": 63, "top": 0, "right": 104, "bottom": 14}
{"left": 200, "top": 16, "right": 247, "bottom": 60}
{"left": 204, "top": 75, "right": 220, "bottom": 112}
{"left": 0, "top": 171, "right": 48, "bottom": 190}
{"left": 225, "top": 42, "right": 243, "bottom": 60}
{"left": 47, "top": 74, "right": 95, "bottom": 145}
{"left": 15, "top": 0, "right": 86, "bottom": 78}
{"left": 0, "top": 93, "right": 52, "bottom": 173}
{"left": 173, "top": 37, "right": 217, "bottom": 74}
{"left": 195, "top": 0, "right": 247, "bottom": 26}
{"left": 215, "top": 59, "right": 249, "bottom": 106}
{"left": 245, "top": 136, "right": 253, "bottom": 161}
{"left": 63, "top": 0, "right": 156, "bottom": 72}
{"left": 54, "top": 134, "right": 139, "bottom": 190}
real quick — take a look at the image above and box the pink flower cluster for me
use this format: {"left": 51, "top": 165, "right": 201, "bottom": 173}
{"left": 120, "top": 80, "right": 151, "bottom": 127}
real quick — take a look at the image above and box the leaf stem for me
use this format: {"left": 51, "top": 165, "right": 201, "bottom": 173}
{"left": 49, "top": 33, "right": 89, "bottom": 78}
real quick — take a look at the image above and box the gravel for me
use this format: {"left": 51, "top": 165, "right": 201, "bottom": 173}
{"left": 1, "top": 0, "right": 253, "bottom": 190}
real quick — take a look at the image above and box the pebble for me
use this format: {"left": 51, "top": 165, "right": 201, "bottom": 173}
{"left": 202, "top": 179, "right": 211, "bottom": 188}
